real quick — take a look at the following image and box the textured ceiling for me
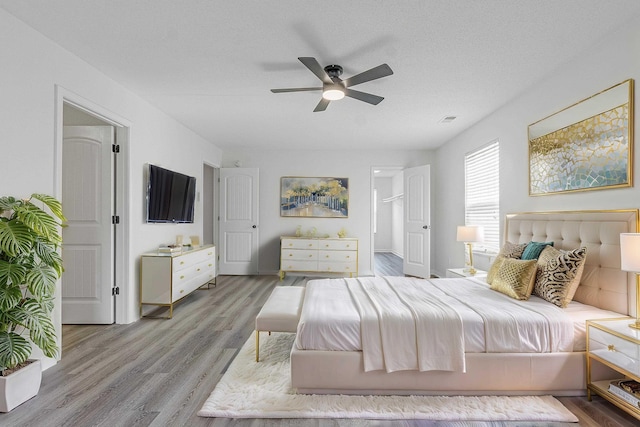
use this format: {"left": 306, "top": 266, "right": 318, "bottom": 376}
{"left": 3, "top": 1, "right": 640, "bottom": 151}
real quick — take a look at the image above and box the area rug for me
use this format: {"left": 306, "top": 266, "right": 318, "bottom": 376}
{"left": 198, "top": 332, "right": 578, "bottom": 422}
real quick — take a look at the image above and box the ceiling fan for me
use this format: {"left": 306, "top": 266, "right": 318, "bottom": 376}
{"left": 270, "top": 57, "right": 393, "bottom": 112}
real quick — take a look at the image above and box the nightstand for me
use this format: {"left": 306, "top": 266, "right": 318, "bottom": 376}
{"left": 586, "top": 318, "right": 640, "bottom": 420}
{"left": 445, "top": 268, "right": 487, "bottom": 279}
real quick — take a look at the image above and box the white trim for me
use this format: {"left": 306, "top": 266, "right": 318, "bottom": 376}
{"left": 54, "top": 85, "right": 132, "bottom": 326}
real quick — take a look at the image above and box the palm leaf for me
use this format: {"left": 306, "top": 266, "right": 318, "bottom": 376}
{"left": 25, "top": 264, "right": 57, "bottom": 298}
{"left": 31, "top": 194, "right": 65, "bottom": 222}
{"left": 0, "top": 220, "right": 33, "bottom": 257}
{"left": 20, "top": 300, "right": 57, "bottom": 358}
{"left": 0, "top": 196, "right": 19, "bottom": 215}
{"left": 0, "top": 283, "right": 22, "bottom": 312}
{"left": 33, "top": 240, "right": 63, "bottom": 276}
{"left": 0, "top": 331, "right": 31, "bottom": 370}
{"left": 0, "top": 259, "right": 27, "bottom": 287}
{"left": 15, "top": 204, "right": 60, "bottom": 244}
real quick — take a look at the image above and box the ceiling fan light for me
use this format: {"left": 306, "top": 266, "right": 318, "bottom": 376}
{"left": 322, "top": 88, "right": 345, "bottom": 101}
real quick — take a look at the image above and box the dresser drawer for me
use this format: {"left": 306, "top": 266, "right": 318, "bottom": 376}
{"left": 589, "top": 325, "right": 640, "bottom": 376}
{"left": 318, "top": 239, "right": 357, "bottom": 250}
{"left": 281, "top": 238, "right": 318, "bottom": 250}
{"left": 172, "top": 247, "right": 215, "bottom": 272}
{"left": 281, "top": 260, "right": 318, "bottom": 272}
{"left": 317, "top": 261, "right": 357, "bottom": 273}
{"left": 318, "top": 249, "right": 357, "bottom": 262}
{"left": 282, "top": 249, "right": 317, "bottom": 261}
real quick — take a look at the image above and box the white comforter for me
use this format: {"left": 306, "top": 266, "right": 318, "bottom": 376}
{"left": 295, "top": 276, "right": 576, "bottom": 373}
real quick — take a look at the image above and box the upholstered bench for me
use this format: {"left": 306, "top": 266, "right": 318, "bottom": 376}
{"left": 255, "top": 286, "right": 305, "bottom": 362}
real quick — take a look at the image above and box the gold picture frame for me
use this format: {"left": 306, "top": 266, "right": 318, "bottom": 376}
{"left": 280, "top": 176, "right": 348, "bottom": 217}
{"left": 528, "top": 79, "right": 634, "bottom": 196}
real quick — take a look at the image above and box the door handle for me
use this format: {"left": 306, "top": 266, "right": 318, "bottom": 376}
{"left": 423, "top": 225, "right": 431, "bottom": 229}
{"left": 252, "top": 225, "right": 257, "bottom": 229}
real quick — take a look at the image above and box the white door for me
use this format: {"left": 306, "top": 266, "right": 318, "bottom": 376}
{"left": 219, "top": 168, "right": 259, "bottom": 275}
{"left": 403, "top": 165, "right": 431, "bottom": 278}
{"left": 62, "top": 126, "right": 115, "bottom": 324}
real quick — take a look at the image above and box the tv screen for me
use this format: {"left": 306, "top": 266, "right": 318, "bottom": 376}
{"left": 146, "top": 164, "right": 196, "bottom": 223}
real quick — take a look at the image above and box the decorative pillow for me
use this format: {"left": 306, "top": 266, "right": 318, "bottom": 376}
{"left": 490, "top": 258, "right": 538, "bottom": 300}
{"left": 486, "top": 242, "right": 528, "bottom": 284}
{"left": 521, "top": 241, "right": 554, "bottom": 260}
{"left": 533, "top": 246, "right": 587, "bottom": 308}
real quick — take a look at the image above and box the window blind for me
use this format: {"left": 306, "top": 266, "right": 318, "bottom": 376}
{"left": 465, "top": 140, "right": 500, "bottom": 253}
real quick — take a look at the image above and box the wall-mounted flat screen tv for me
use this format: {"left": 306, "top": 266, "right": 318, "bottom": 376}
{"left": 146, "top": 164, "right": 196, "bottom": 223}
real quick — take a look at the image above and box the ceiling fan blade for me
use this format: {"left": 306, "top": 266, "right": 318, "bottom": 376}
{"left": 314, "top": 98, "right": 330, "bottom": 112}
{"left": 344, "top": 88, "right": 384, "bottom": 105}
{"left": 271, "top": 87, "right": 322, "bottom": 93}
{"left": 298, "top": 57, "right": 333, "bottom": 85}
{"left": 342, "top": 64, "right": 393, "bottom": 87}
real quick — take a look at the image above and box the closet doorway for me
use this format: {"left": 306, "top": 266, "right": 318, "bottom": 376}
{"left": 372, "top": 165, "right": 431, "bottom": 278}
{"left": 372, "top": 167, "right": 404, "bottom": 276}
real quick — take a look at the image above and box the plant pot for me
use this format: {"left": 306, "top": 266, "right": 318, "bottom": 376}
{"left": 0, "top": 359, "right": 42, "bottom": 412}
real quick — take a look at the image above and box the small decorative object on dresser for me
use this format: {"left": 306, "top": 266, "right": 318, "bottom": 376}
{"left": 279, "top": 236, "right": 358, "bottom": 280}
{"left": 140, "top": 245, "right": 216, "bottom": 318}
{"left": 586, "top": 318, "right": 640, "bottom": 420}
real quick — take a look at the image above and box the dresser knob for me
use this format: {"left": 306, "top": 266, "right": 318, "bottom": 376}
{"left": 607, "top": 344, "right": 616, "bottom": 352}
{"left": 197, "top": 268, "right": 201, "bottom": 271}
{"left": 309, "top": 254, "right": 313, "bottom": 258}
{"left": 289, "top": 254, "right": 293, "bottom": 257}
{"left": 180, "top": 261, "right": 185, "bottom": 265}
{"left": 180, "top": 275, "right": 185, "bottom": 279}
{"left": 180, "top": 289, "right": 184, "bottom": 293}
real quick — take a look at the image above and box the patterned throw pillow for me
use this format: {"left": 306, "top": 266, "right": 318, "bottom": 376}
{"left": 521, "top": 241, "right": 554, "bottom": 260}
{"left": 533, "top": 246, "right": 587, "bottom": 308}
{"left": 490, "top": 258, "right": 538, "bottom": 300}
{"left": 486, "top": 242, "right": 528, "bottom": 284}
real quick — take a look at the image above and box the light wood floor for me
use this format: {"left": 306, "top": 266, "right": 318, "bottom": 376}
{"left": 1, "top": 267, "right": 638, "bottom": 426}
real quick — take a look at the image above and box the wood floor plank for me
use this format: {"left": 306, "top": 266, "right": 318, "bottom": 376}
{"left": 1, "top": 264, "right": 638, "bottom": 426}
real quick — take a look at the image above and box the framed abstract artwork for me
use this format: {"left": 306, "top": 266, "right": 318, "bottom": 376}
{"left": 528, "top": 79, "right": 634, "bottom": 196}
{"left": 280, "top": 176, "right": 348, "bottom": 217}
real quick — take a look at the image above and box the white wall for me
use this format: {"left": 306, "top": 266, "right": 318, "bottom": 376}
{"left": 222, "top": 149, "right": 433, "bottom": 276}
{"left": 432, "top": 15, "right": 640, "bottom": 277}
{"left": 0, "top": 9, "right": 222, "bottom": 367}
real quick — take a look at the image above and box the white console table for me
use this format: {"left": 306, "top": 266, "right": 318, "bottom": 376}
{"left": 140, "top": 244, "right": 216, "bottom": 318}
{"left": 279, "top": 236, "right": 358, "bottom": 280}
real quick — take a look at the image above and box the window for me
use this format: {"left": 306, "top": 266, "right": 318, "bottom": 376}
{"left": 464, "top": 140, "right": 500, "bottom": 252}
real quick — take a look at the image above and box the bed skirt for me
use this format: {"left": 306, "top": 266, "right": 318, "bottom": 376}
{"left": 290, "top": 347, "right": 616, "bottom": 396}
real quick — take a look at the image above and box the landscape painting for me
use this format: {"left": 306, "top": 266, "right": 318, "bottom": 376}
{"left": 280, "top": 177, "right": 349, "bottom": 217}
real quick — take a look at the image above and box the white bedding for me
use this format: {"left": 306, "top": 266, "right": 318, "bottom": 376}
{"left": 295, "top": 276, "right": 624, "bottom": 372}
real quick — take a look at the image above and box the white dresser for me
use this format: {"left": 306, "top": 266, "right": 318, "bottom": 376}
{"left": 140, "top": 245, "right": 216, "bottom": 318}
{"left": 279, "top": 237, "right": 358, "bottom": 280}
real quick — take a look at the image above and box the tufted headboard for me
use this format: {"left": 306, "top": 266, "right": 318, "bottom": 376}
{"left": 504, "top": 210, "right": 639, "bottom": 316}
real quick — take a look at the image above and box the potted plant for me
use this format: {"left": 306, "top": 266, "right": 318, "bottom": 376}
{"left": 0, "top": 194, "right": 64, "bottom": 412}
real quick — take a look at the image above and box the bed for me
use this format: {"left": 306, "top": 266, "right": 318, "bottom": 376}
{"left": 290, "top": 210, "right": 639, "bottom": 395}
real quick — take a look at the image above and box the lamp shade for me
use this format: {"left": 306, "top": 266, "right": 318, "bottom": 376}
{"left": 620, "top": 233, "right": 640, "bottom": 272}
{"left": 456, "top": 225, "right": 484, "bottom": 243}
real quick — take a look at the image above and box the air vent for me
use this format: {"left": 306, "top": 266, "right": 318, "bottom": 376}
{"left": 439, "top": 116, "right": 457, "bottom": 124}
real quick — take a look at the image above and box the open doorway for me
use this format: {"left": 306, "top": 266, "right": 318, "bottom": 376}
{"left": 372, "top": 167, "right": 404, "bottom": 276}
{"left": 53, "top": 86, "right": 130, "bottom": 366}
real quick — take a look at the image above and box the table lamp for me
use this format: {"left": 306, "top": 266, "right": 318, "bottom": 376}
{"left": 457, "top": 225, "right": 484, "bottom": 275}
{"left": 620, "top": 233, "right": 640, "bottom": 329}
